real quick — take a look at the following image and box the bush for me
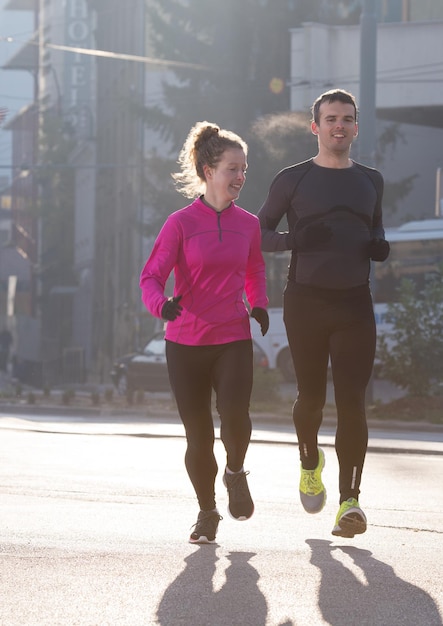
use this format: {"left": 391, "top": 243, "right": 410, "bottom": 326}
{"left": 377, "top": 271, "right": 443, "bottom": 396}
{"left": 62, "top": 388, "right": 75, "bottom": 405}
{"left": 135, "top": 389, "right": 145, "bottom": 405}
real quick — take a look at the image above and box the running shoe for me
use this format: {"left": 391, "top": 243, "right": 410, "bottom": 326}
{"left": 223, "top": 470, "right": 254, "bottom": 520}
{"left": 332, "top": 498, "right": 367, "bottom": 538}
{"left": 299, "top": 447, "right": 326, "bottom": 514}
{"left": 189, "top": 510, "right": 222, "bottom": 544}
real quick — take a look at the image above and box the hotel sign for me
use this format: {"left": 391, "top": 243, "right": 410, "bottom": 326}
{"left": 63, "top": 0, "right": 94, "bottom": 139}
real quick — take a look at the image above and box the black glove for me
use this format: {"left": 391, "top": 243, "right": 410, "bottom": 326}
{"left": 251, "top": 307, "right": 269, "bottom": 336}
{"left": 161, "top": 295, "right": 183, "bottom": 321}
{"left": 368, "top": 238, "right": 390, "bottom": 262}
{"left": 289, "top": 222, "right": 332, "bottom": 252}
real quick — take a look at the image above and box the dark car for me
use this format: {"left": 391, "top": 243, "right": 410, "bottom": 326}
{"left": 110, "top": 332, "right": 269, "bottom": 396}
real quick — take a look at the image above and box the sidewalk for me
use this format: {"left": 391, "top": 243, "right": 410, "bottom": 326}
{"left": 0, "top": 398, "right": 442, "bottom": 456}
{"left": 1, "top": 368, "right": 442, "bottom": 455}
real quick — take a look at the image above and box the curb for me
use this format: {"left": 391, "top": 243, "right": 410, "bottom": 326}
{"left": 1, "top": 402, "right": 443, "bottom": 434}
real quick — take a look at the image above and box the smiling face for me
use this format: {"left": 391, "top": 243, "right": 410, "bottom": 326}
{"left": 311, "top": 100, "right": 358, "bottom": 158}
{"left": 203, "top": 147, "right": 247, "bottom": 210}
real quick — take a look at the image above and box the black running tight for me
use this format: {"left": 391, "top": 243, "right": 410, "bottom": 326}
{"left": 283, "top": 282, "right": 376, "bottom": 503}
{"left": 165, "top": 339, "right": 253, "bottom": 511}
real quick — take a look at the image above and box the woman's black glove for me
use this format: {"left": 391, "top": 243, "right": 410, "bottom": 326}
{"left": 368, "top": 238, "right": 390, "bottom": 262}
{"left": 251, "top": 307, "right": 269, "bottom": 336}
{"left": 161, "top": 295, "right": 183, "bottom": 321}
{"left": 287, "top": 222, "right": 332, "bottom": 251}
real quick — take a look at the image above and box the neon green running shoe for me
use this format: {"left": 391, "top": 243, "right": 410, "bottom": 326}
{"left": 299, "top": 447, "right": 326, "bottom": 514}
{"left": 332, "top": 498, "right": 367, "bottom": 538}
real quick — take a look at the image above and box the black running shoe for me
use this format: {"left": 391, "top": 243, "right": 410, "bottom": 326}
{"left": 223, "top": 470, "right": 254, "bottom": 521}
{"left": 189, "top": 510, "right": 222, "bottom": 544}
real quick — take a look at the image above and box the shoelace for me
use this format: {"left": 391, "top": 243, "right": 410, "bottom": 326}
{"left": 191, "top": 512, "right": 222, "bottom": 533}
{"left": 300, "top": 470, "right": 322, "bottom": 495}
{"left": 340, "top": 499, "right": 361, "bottom": 516}
{"left": 225, "top": 471, "right": 250, "bottom": 498}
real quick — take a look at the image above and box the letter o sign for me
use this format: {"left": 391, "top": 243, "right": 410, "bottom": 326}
{"left": 68, "top": 21, "right": 89, "bottom": 41}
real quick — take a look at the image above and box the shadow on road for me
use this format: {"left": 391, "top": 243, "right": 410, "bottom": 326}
{"left": 157, "top": 548, "right": 271, "bottom": 626}
{"left": 306, "top": 539, "right": 442, "bottom": 626}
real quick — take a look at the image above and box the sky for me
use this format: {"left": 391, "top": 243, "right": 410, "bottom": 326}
{"left": 0, "top": 0, "right": 34, "bottom": 185}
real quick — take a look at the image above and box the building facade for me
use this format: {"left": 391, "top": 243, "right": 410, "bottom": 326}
{"left": 87, "top": 0, "right": 146, "bottom": 383}
{"left": 3, "top": 0, "right": 97, "bottom": 384}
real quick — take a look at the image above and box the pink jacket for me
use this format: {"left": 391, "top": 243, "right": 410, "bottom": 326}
{"left": 140, "top": 197, "right": 268, "bottom": 345}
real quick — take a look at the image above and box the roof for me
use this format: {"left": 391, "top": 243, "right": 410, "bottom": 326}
{"left": 4, "top": 0, "right": 35, "bottom": 10}
{"left": 2, "top": 32, "right": 38, "bottom": 72}
{"left": 385, "top": 219, "right": 443, "bottom": 242}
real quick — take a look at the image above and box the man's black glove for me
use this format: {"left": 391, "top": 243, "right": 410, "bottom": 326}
{"left": 288, "top": 222, "right": 333, "bottom": 252}
{"left": 251, "top": 307, "right": 269, "bottom": 336}
{"left": 368, "top": 238, "right": 390, "bottom": 262}
{"left": 161, "top": 295, "right": 183, "bottom": 321}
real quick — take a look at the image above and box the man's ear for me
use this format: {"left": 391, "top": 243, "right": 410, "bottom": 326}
{"left": 311, "top": 121, "right": 318, "bottom": 136}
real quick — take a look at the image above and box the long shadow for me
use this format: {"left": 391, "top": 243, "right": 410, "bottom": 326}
{"left": 157, "top": 548, "right": 268, "bottom": 626}
{"left": 306, "top": 539, "right": 442, "bottom": 626}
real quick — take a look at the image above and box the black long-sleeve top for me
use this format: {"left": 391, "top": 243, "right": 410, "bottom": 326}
{"left": 258, "top": 158, "right": 386, "bottom": 289}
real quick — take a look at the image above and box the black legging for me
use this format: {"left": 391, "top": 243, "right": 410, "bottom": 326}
{"left": 165, "top": 339, "right": 253, "bottom": 511}
{"left": 283, "top": 281, "right": 376, "bottom": 503}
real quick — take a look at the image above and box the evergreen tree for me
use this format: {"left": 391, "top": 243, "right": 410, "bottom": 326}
{"left": 142, "top": 0, "right": 354, "bottom": 222}
{"left": 242, "top": 110, "right": 317, "bottom": 213}
{"left": 142, "top": 0, "right": 367, "bottom": 228}
{"left": 145, "top": 0, "right": 302, "bottom": 137}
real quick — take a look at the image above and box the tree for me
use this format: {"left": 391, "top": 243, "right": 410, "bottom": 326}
{"left": 241, "top": 110, "right": 317, "bottom": 213}
{"left": 142, "top": 0, "right": 346, "bottom": 224}
{"left": 377, "top": 270, "right": 443, "bottom": 396}
{"left": 145, "top": 0, "right": 311, "bottom": 133}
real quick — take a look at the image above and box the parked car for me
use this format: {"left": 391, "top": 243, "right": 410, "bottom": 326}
{"left": 110, "top": 332, "right": 269, "bottom": 396}
{"left": 250, "top": 307, "right": 295, "bottom": 381}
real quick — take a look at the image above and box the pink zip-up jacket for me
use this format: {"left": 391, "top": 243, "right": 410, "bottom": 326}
{"left": 139, "top": 197, "right": 268, "bottom": 345}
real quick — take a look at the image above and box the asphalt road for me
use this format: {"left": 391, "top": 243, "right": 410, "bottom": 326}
{"left": 0, "top": 411, "right": 442, "bottom": 625}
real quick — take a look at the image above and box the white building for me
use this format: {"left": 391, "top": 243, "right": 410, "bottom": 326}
{"left": 289, "top": 19, "right": 443, "bottom": 225}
